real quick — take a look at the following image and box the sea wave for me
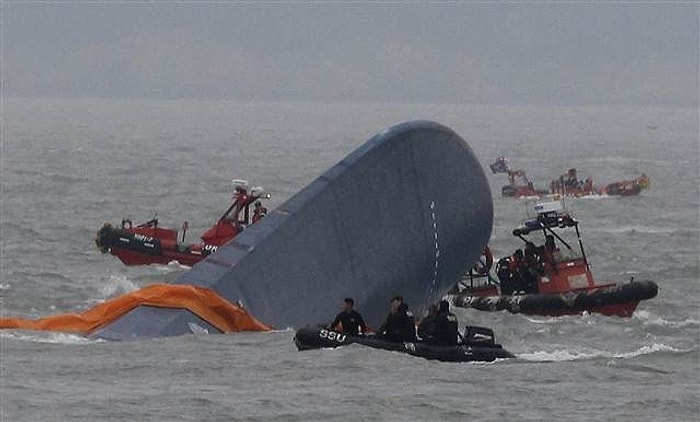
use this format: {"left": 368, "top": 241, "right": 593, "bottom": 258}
{"left": 0, "top": 331, "right": 102, "bottom": 345}
{"left": 520, "top": 311, "right": 606, "bottom": 325}
{"left": 152, "top": 261, "right": 193, "bottom": 272}
{"left": 519, "top": 348, "right": 602, "bottom": 362}
{"left": 4, "top": 223, "right": 46, "bottom": 240}
{"left": 587, "top": 225, "right": 686, "bottom": 235}
{"left": 519, "top": 342, "right": 688, "bottom": 362}
{"left": 521, "top": 315, "right": 563, "bottom": 324}
{"left": 633, "top": 310, "right": 700, "bottom": 328}
{"left": 611, "top": 343, "right": 687, "bottom": 359}
{"left": 96, "top": 274, "right": 140, "bottom": 300}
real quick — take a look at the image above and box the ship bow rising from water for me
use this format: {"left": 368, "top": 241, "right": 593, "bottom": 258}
{"left": 93, "top": 120, "right": 493, "bottom": 340}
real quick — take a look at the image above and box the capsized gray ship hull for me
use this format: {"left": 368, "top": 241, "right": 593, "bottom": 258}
{"left": 94, "top": 120, "right": 493, "bottom": 340}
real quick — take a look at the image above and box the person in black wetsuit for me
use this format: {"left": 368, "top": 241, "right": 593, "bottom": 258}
{"left": 417, "top": 304, "right": 438, "bottom": 343}
{"left": 433, "top": 300, "right": 459, "bottom": 346}
{"left": 378, "top": 295, "right": 416, "bottom": 342}
{"left": 329, "top": 297, "right": 367, "bottom": 336}
{"left": 419, "top": 300, "right": 459, "bottom": 346}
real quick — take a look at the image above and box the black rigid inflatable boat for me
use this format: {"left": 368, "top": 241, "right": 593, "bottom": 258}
{"left": 452, "top": 280, "right": 659, "bottom": 316}
{"left": 293, "top": 326, "right": 515, "bottom": 362}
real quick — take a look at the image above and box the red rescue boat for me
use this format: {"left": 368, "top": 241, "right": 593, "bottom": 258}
{"left": 596, "top": 174, "right": 650, "bottom": 196}
{"left": 500, "top": 169, "right": 548, "bottom": 198}
{"left": 495, "top": 158, "right": 650, "bottom": 199}
{"left": 95, "top": 180, "right": 269, "bottom": 267}
{"left": 550, "top": 168, "right": 650, "bottom": 198}
{"left": 449, "top": 200, "right": 658, "bottom": 317}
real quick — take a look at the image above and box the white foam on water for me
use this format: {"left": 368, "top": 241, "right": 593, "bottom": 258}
{"left": 519, "top": 342, "right": 688, "bottom": 362}
{"left": 0, "top": 331, "right": 103, "bottom": 345}
{"left": 521, "top": 315, "right": 563, "bottom": 324}
{"left": 97, "top": 274, "right": 139, "bottom": 300}
{"left": 633, "top": 309, "right": 700, "bottom": 328}
{"left": 187, "top": 322, "right": 209, "bottom": 334}
{"left": 611, "top": 342, "right": 685, "bottom": 358}
{"left": 519, "top": 348, "right": 602, "bottom": 362}
{"left": 153, "top": 261, "right": 192, "bottom": 271}
{"left": 521, "top": 312, "right": 604, "bottom": 326}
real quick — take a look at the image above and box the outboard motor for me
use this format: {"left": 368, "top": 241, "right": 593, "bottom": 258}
{"left": 463, "top": 326, "right": 495, "bottom": 346}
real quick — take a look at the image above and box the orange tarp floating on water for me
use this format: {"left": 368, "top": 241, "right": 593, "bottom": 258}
{"left": 0, "top": 284, "right": 272, "bottom": 335}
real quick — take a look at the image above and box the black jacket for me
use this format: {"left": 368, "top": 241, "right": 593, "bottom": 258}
{"left": 432, "top": 310, "right": 459, "bottom": 346}
{"left": 330, "top": 310, "right": 366, "bottom": 336}
{"left": 378, "top": 304, "right": 416, "bottom": 342}
{"left": 417, "top": 314, "right": 438, "bottom": 342}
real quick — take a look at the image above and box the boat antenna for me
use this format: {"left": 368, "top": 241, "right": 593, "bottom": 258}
{"left": 524, "top": 199, "right": 533, "bottom": 220}
{"left": 574, "top": 222, "right": 591, "bottom": 272}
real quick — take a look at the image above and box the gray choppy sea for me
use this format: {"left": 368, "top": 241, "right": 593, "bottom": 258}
{"left": 2, "top": 99, "right": 699, "bottom": 421}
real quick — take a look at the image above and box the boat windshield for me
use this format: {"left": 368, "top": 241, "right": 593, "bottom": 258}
{"left": 553, "top": 247, "right": 583, "bottom": 262}
{"left": 524, "top": 230, "right": 584, "bottom": 262}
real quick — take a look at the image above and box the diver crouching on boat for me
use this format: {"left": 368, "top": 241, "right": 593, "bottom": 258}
{"left": 497, "top": 245, "right": 542, "bottom": 295}
{"left": 377, "top": 295, "right": 416, "bottom": 342}
{"left": 418, "top": 300, "right": 459, "bottom": 346}
{"left": 417, "top": 303, "right": 438, "bottom": 342}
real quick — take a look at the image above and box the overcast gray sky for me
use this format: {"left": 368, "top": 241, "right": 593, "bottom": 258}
{"left": 4, "top": 2, "right": 698, "bottom": 106}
